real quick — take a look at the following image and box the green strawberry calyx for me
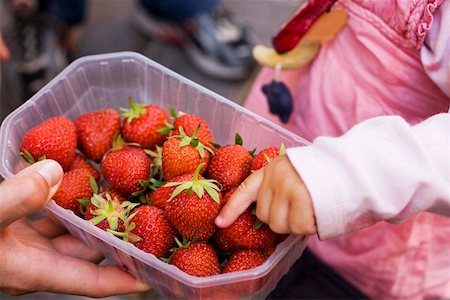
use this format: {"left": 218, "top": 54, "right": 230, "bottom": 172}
{"left": 171, "top": 125, "right": 215, "bottom": 158}
{"left": 107, "top": 210, "right": 142, "bottom": 243}
{"left": 78, "top": 176, "right": 100, "bottom": 215}
{"left": 88, "top": 192, "right": 139, "bottom": 231}
{"left": 165, "top": 163, "right": 222, "bottom": 204}
{"left": 120, "top": 97, "right": 147, "bottom": 123}
{"left": 279, "top": 143, "right": 286, "bottom": 155}
{"left": 157, "top": 105, "right": 178, "bottom": 135}
{"left": 144, "top": 145, "right": 164, "bottom": 179}
{"left": 20, "top": 149, "right": 46, "bottom": 164}
{"left": 264, "top": 143, "right": 286, "bottom": 164}
{"left": 251, "top": 205, "right": 264, "bottom": 230}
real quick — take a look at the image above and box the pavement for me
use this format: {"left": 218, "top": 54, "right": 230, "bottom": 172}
{"left": 0, "top": 1, "right": 302, "bottom": 299}
{"left": 0, "top": 0, "right": 301, "bottom": 120}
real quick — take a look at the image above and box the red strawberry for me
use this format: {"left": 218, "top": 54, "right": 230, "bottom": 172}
{"left": 171, "top": 113, "right": 215, "bottom": 143}
{"left": 222, "top": 250, "right": 266, "bottom": 273}
{"left": 53, "top": 168, "right": 95, "bottom": 216}
{"left": 69, "top": 153, "right": 100, "bottom": 182}
{"left": 250, "top": 144, "right": 285, "bottom": 171}
{"left": 165, "top": 164, "right": 222, "bottom": 241}
{"left": 101, "top": 146, "right": 152, "bottom": 196}
{"left": 121, "top": 99, "right": 169, "bottom": 149}
{"left": 20, "top": 116, "right": 77, "bottom": 171}
{"left": 84, "top": 191, "right": 138, "bottom": 232}
{"left": 170, "top": 241, "right": 221, "bottom": 277}
{"left": 221, "top": 249, "right": 267, "bottom": 295}
{"left": 74, "top": 109, "right": 121, "bottom": 161}
{"left": 213, "top": 209, "right": 277, "bottom": 253}
{"left": 147, "top": 174, "right": 189, "bottom": 210}
{"left": 207, "top": 135, "right": 252, "bottom": 192}
{"left": 113, "top": 205, "right": 176, "bottom": 258}
{"left": 161, "top": 126, "right": 213, "bottom": 180}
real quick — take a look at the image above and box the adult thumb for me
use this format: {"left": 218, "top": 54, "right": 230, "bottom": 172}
{"left": 0, "top": 159, "right": 63, "bottom": 229}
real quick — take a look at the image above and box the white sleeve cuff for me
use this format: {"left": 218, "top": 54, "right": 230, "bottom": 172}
{"left": 286, "top": 146, "right": 346, "bottom": 240}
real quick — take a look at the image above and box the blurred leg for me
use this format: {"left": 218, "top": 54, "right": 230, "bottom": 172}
{"left": 139, "top": 0, "right": 220, "bottom": 22}
{"left": 46, "top": 0, "right": 87, "bottom": 26}
{"left": 135, "top": 0, "right": 255, "bottom": 80}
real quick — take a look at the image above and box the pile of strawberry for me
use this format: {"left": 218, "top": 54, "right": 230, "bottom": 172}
{"left": 19, "top": 98, "right": 287, "bottom": 277}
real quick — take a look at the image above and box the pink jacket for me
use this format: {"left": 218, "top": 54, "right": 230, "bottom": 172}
{"left": 244, "top": 0, "right": 450, "bottom": 299}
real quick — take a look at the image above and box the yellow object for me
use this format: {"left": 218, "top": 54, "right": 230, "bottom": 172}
{"left": 253, "top": 40, "right": 320, "bottom": 70}
{"left": 253, "top": 8, "right": 348, "bottom": 70}
{"left": 304, "top": 8, "right": 348, "bottom": 43}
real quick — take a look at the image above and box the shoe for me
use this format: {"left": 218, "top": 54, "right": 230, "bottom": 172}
{"left": 131, "top": 5, "right": 256, "bottom": 81}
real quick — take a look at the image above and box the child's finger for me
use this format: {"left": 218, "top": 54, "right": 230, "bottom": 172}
{"left": 215, "top": 170, "right": 264, "bottom": 228}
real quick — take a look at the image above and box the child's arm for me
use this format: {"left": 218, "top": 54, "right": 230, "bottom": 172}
{"left": 216, "top": 113, "right": 450, "bottom": 240}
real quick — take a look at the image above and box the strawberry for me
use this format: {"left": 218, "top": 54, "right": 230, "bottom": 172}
{"left": 222, "top": 250, "right": 266, "bottom": 273}
{"left": 222, "top": 249, "right": 267, "bottom": 295}
{"left": 250, "top": 144, "right": 285, "bottom": 171}
{"left": 53, "top": 168, "right": 95, "bottom": 216}
{"left": 169, "top": 240, "right": 221, "bottom": 277}
{"left": 20, "top": 116, "right": 77, "bottom": 171}
{"left": 101, "top": 146, "right": 152, "bottom": 196}
{"left": 206, "top": 134, "right": 252, "bottom": 192}
{"left": 120, "top": 98, "right": 169, "bottom": 149}
{"left": 69, "top": 153, "right": 100, "bottom": 182}
{"left": 74, "top": 109, "right": 121, "bottom": 161}
{"left": 161, "top": 126, "right": 213, "bottom": 180}
{"left": 147, "top": 175, "right": 188, "bottom": 210}
{"left": 213, "top": 208, "right": 277, "bottom": 253}
{"left": 165, "top": 164, "right": 222, "bottom": 240}
{"left": 112, "top": 205, "right": 176, "bottom": 258}
{"left": 84, "top": 190, "right": 138, "bottom": 232}
{"left": 170, "top": 113, "right": 215, "bottom": 143}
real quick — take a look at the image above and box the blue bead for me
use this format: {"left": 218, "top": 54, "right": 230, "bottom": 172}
{"left": 261, "top": 80, "right": 293, "bottom": 124}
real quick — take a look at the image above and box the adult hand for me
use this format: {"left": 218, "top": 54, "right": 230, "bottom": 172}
{"left": 0, "top": 159, "right": 150, "bottom": 297}
{"left": 215, "top": 155, "right": 317, "bottom": 235}
{"left": 0, "top": 33, "right": 11, "bottom": 61}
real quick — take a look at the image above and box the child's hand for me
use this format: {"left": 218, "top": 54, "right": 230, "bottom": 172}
{"left": 215, "top": 155, "right": 317, "bottom": 236}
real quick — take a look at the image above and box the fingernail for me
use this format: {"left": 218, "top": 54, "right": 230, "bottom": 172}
{"left": 215, "top": 216, "right": 223, "bottom": 227}
{"left": 136, "top": 282, "right": 150, "bottom": 292}
{"left": 34, "top": 160, "right": 64, "bottom": 197}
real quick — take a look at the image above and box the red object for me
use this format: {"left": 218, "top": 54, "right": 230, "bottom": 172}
{"left": 272, "top": 0, "right": 337, "bottom": 53}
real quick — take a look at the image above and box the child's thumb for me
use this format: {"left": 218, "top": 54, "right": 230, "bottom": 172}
{"left": 0, "top": 159, "right": 63, "bottom": 229}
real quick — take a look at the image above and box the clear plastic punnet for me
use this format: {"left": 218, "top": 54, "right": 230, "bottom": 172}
{"left": 0, "top": 52, "right": 309, "bottom": 299}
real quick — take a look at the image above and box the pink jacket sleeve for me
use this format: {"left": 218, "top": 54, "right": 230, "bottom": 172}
{"left": 286, "top": 2, "right": 450, "bottom": 240}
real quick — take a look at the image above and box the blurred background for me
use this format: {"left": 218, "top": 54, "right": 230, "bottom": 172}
{"left": 0, "top": 0, "right": 301, "bottom": 121}
{"left": 0, "top": 0, "right": 302, "bottom": 299}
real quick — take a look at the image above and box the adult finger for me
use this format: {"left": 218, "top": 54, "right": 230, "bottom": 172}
{"left": 0, "top": 160, "right": 63, "bottom": 229}
{"left": 5, "top": 250, "right": 150, "bottom": 297}
{"left": 215, "top": 170, "right": 264, "bottom": 228}
{"left": 51, "top": 235, "right": 104, "bottom": 262}
{"left": 29, "top": 217, "right": 67, "bottom": 238}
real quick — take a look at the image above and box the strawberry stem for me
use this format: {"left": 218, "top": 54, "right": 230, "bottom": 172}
{"left": 120, "top": 97, "right": 147, "bottom": 122}
{"left": 165, "top": 164, "right": 222, "bottom": 204}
